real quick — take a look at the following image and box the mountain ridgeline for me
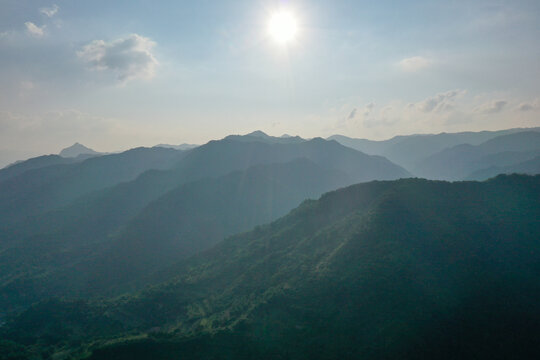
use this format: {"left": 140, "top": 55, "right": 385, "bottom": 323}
{"left": 413, "top": 131, "right": 540, "bottom": 180}
{"left": 58, "top": 143, "right": 101, "bottom": 158}
{"left": 0, "top": 146, "right": 187, "bottom": 225}
{"left": 0, "top": 133, "right": 409, "bottom": 312}
{"left": 1, "top": 130, "right": 540, "bottom": 359}
{"left": 329, "top": 127, "right": 540, "bottom": 179}
{"left": 1, "top": 175, "right": 539, "bottom": 359}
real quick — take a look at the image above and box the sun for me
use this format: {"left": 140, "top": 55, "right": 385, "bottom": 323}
{"left": 268, "top": 10, "right": 298, "bottom": 45}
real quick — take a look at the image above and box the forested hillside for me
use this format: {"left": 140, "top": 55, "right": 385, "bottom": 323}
{"left": 2, "top": 175, "right": 538, "bottom": 359}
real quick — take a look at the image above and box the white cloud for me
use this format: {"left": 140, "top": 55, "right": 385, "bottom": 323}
{"left": 77, "top": 34, "right": 158, "bottom": 82}
{"left": 416, "top": 89, "right": 466, "bottom": 113}
{"left": 398, "top": 56, "right": 432, "bottom": 72}
{"left": 323, "top": 91, "right": 540, "bottom": 140}
{"left": 475, "top": 100, "right": 507, "bottom": 114}
{"left": 40, "top": 4, "right": 59, "bottom": 18}
{"left": 25, "top": 22, "right": 45, "bottom": 38}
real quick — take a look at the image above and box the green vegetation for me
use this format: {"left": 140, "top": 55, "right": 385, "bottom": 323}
{"left": 1, "top": 175, "right": 539, "bottom": 359}
{"left": 0, "top": 136, "right": 408, "bottom": 312}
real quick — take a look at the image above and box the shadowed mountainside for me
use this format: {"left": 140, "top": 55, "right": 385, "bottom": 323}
{"left": 466, "top": 155, "right": 540, "bottom": 180}
{"left": 413, "top": 131, "right": 540, "bottom": 180}
{"left": 2, "top": 175, "right": 539, "bottom": 360}
{"left": 329, "top": 127, "right": 540, "bottom": 172}
{"left": 0, "top": 135, "right": 408, "bottom": 312}
{"left": 0, "top": 147, "right": 187, "bottom": 226}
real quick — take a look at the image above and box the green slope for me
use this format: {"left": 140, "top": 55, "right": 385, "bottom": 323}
{"left": 24, "top": 159, "right": 354, "bottom": 299}
{"left": 0, "top": 137, "right": 408, "bottom": 311}
{"left": 2, "top": 175, "right": 539, "bottom": 359}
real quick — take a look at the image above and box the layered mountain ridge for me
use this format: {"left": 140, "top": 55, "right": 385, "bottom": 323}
{"left": 1, "top": 174, "right": 539, "bottom": 359}
{"left": 0, "top": 133, "right": 408, "bottom": 313}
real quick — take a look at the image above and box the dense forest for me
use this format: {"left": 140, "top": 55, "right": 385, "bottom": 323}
{"left": 1, "top": 173, "right": 539, "bottom": 359}
{"left": 2, "top": 0, "right": 540, "bottom": 358}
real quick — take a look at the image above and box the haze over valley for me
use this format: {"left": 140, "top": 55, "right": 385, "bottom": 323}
{"left": 1, "top": 1, "right": 540, "bottom": 359}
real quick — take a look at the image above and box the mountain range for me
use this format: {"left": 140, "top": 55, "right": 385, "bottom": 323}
{"left": 1, "top": 174, "right": 539, "bottom": 359}
{"left": 0, "top": 132, "right": 408, "bottom": 312}
{"left": 413, "top": 131, "right": 540, "bottom": 180}
{"left": 328, "top": 128, "right": 540, "bottom": 179}
{"left": 1, "top": 129, "right": 540, "bottom": 359}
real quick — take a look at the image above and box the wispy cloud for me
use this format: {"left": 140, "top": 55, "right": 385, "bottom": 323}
{"left": 40, "top": 4, "right": 59, "bottom": 18}
{"left": 25, "top": 22, "right": 45, "bottom": 38}
{"left": 398, "top": 56, "right": 432, "bottom": 72}
{"left": 416, "top": 90, "right": 466, "bottom": 113}
{"left": 518, "top": 99, "right": 540, "bottom": 112}
{"left": 475, "top": 100, "right": 507, "bottom": 114}
{"left": 77, "top": 34, "right": 158, "bottom": 82}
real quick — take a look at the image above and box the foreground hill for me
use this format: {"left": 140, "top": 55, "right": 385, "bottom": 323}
{"left": 2, "top": 175, "right": 539, "bottom": 359}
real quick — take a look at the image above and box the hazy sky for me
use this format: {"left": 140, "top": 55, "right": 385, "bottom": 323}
{"left": 1, "top": 0, "right": 539, "bottom": 166}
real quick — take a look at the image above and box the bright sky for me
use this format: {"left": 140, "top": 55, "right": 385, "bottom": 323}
{"left": 1, "top": 0, "right": 539, "bottom": 166}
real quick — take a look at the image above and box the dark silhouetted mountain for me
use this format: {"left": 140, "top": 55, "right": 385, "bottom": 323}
{"left": 0, "top": 147, "right": 186, "bottom": 227}
{"left": 466, "top": 156, "right": 540, "bottom": 180}
{"left": 2, "top": 175, "right": 539, "bottom": 360}
{"left": 413, "top": 131, "right": 540, "bottom": 180}
{"left": 173, "top": 137, "right": 409, "bottom": 184}
{"left": 0, "top": 154, "right": 90, "bottom": 184}
{"left": 329, "top": 127, "right": 540, "bottom": 170}
{"left": 225, "top": 130, "right": 305, "bottom": 144}
{"left": 0, "top": 138, "right": 408, "bottom": 310}
{"left": 41, "top": 137, "right": 407, "bottom": 250}
{"left": 59, "top": 142, "right": 101, "bottom": 158}
{"left": 10, "top": 159, "right": 353, "bottom": 300}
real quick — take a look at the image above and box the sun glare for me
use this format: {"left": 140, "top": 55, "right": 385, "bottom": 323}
{"left": 268, "top": 10, "right": 298, "bottom": 45}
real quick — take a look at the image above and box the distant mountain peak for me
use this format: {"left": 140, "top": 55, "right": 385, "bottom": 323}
{"left": 246, "top": 130, "right": 269, "bottom": 138}
{"left": 59, "top": 143, "right": 99, "bottom": 158}
{"left": 224, "top": 131, "right": 305, "bottom": 145}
